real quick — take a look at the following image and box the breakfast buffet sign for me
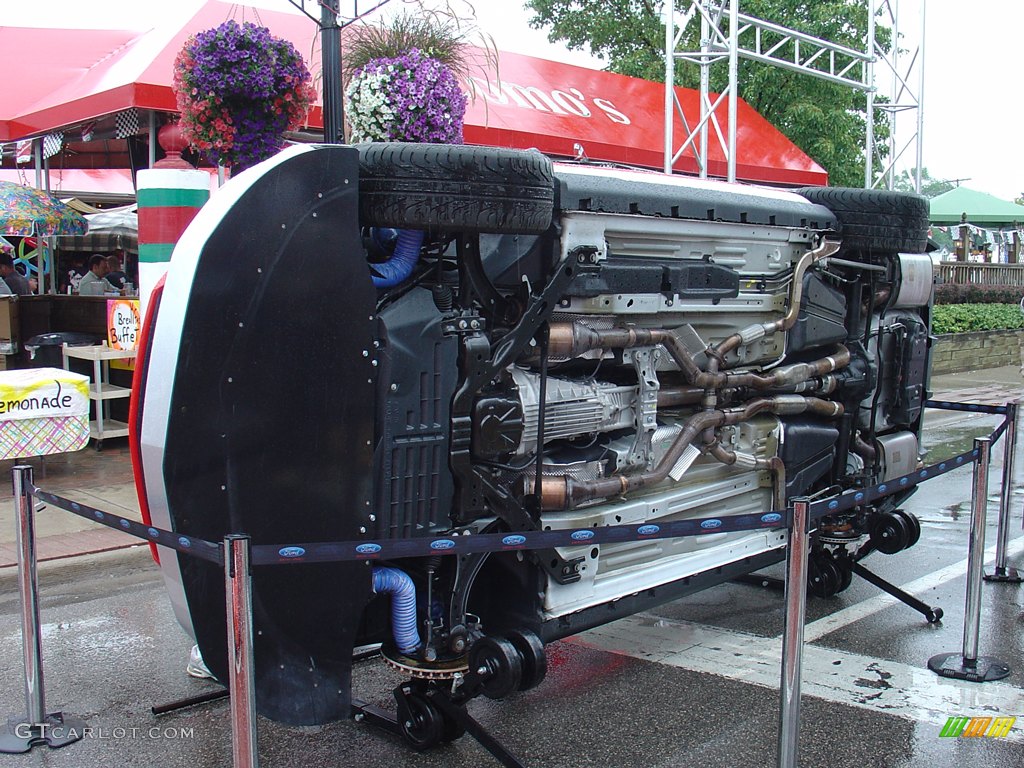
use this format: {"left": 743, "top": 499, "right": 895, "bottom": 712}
{"left": 107, "top": 298, "right": 141, "bottom": 370}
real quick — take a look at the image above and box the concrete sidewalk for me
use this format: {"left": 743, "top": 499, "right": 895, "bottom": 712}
{"left": 0, "top": 441, "right": 143, "bottom": 568}
{"left": 0, "top": 364, "right": 1021, "bottom": 570}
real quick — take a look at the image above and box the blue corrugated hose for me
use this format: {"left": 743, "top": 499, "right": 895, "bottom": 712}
{"left": 372, "top": 567, "right": 422, "bottom": 655}
{"left": 370, "top": 228, "right": 424, "bottom": 288}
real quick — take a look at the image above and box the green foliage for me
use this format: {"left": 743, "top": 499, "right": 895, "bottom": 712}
{"left": 343, "top": 13, "right": 469, "bottom": 80}
{"left": 525, "top": 0, "right": 890, "bottom": 187}
{"left": 892, "top": 167, "right": 955, "bottom": 199}
{"left": 931, "top": 304, "right": 1024, "bottom": 334}
{"left": 934, "top": 283, "right": 1024, "bottom": 305}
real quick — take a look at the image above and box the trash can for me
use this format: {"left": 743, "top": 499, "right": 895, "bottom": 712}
{"left": 24, "top": 332, "right": 102, "bottom": 369}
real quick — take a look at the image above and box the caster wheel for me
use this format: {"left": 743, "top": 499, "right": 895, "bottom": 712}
{"left": 507, "top": 629, "right": 547, "bottom": 691}
{"left": 894, "top": 510, "right": 921, "bottom": 548}
{"left": 837, "top": 560, "right": 853, "bottom": 593}
{"left": 926, "top": 608, "right": 943, "bottom": 624}
{"left": 809, "top": 554, "right": 843, "bottom": 598}
{"left": 468, "top": 636, "right": 522, "bottom": 700}
{"left": 870, "top": 512, "right": 910, "bottom": 554}
{"left": 398, "top": 690, "right": 444, "bottom": 751}
{"left": 439, "top": 704, "right": 466, "bottom": 743}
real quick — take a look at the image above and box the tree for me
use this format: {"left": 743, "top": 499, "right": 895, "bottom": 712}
{"left": 892, "top": 168, "right": 955, "bottom": 199}
{"left": 526, "top": 0, "right": 890, "bottom": 188}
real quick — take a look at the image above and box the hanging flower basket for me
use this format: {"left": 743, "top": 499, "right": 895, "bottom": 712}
{"left": 345, "top": 48, "right": 468, "bottom": 144}
{"left": 173, "top": 20, "right": 316, "bottom": 169}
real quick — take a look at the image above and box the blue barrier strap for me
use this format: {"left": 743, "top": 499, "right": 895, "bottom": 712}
{"left": 807, "top": 447, "right": 978, "bottom": 519}
{"left": 925, "top": 399, "right": 1009, "bottom": 416}
{"left": 32, "top": 488, "right": 224, "bottom": 566}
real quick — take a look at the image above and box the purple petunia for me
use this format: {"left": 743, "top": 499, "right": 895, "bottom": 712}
{"left": 345, "top": 48, "right": 467, "bottom": 144}
{"left": 173, "top": 20, "right": 316, "bottom": 168}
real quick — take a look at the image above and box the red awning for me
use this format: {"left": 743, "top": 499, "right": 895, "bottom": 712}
{"left": 1, "top": 0, "right": 826, "bottom": 186}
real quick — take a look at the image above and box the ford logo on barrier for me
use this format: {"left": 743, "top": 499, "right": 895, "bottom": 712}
{"left": 278, "top": 547, "right": 305, "bottom": 558}
{"left": 430, "top": 539, "right": 456, "bottom": 551}
{"left": 637, "top": 525, "right": 660, "bottom": 536}
{"left": 119, "top": 519, "right": 131, "bottom": 529}
{"left": 700, "top": 519, "right": 723, "bottom": 530}
{"left": 571, "top": 530, "right": 595, "bottom": 541}
{"left": 761, "top": 513, "right": 782, "bottom": 524}
{"left": 502, "top": 535, "right": 527, "bottom": 546}
{"left": 147, "top": 527, "right": 160, "bottom": 539}
{"left": 178, "top": 537, "right": 192, "bottom": 549}
{"left": 355, "top": 543, "right": 382, "bottom": 555}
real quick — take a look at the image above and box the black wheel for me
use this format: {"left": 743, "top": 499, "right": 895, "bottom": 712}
{"left": 926, "top": 608, "right": 944, "bottom": 624}
{"left": 809, "top": 553, "right": 843, "bottom": 598}
{"left": 438, "top": 704, "right": 466, "bottom": 744}
{"left": 397, "top": 690, "right": 444, "bottom": 751}
{"left": 837, "top": 559, "right": 854, "bottom": 593}
{"left": 357, "top": 143, "right": 555, "bottom": 234}
{"left": 506, "top": 629, "right": 547, "bottom": 691}
{"left": 894, "top": 510, "right": 921, "bottom": 548}
{"left": 870, "top": 512, "right": 911, "bottom": 554}
{"left": 795, "top": 187, "right": 929, "bottom": 253}
{"left": 468, "top": 636, "right": 522, "bottom": 700}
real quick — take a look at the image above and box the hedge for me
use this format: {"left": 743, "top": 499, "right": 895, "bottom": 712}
{"left": 933, "top": 283, "right": 1024, "bottom": 305}
{"left": 931, "top": 303, "right": 1024, "bottom": 334}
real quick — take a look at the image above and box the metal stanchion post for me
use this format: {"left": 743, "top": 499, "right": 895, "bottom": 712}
{"left": 928, "top": 438, "right": 1011, "bottom": 682}
{"left": 224, "top": 535, "right": 259, "bottom": 768}
{"left": 985, "top": 400, "right": 1022, "bottom": 582}
{"left": 777, "top": 498, "right": 810, "bottom": 768}
{"left": 0, "top": 466, "right": 86, "bottom": 754}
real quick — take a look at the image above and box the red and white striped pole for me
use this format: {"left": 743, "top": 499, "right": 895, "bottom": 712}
{"left": 136, "top": 123, "right": 211, "bottom": 317}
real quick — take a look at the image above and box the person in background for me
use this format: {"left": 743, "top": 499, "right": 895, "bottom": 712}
{"left": 0, "top": 253, "right": 32, "bottom": 295}
{"left": 78, "top": 254, "right": 119, "bottom": 296}
{"left": 63, "top": 253, "right": 87, "bottom": 294}
{"left": 106, "top": 253, "right": 128, "bottom": 291}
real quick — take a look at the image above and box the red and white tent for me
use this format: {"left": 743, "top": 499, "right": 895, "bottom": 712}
{"left": 0, "top": 0, "right": 827, "bottom": 186}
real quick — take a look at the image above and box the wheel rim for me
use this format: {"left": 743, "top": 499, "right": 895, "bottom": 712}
{"left": 469, "top": 636, "right": 523, "bottom": 700}
{"left": 507, "top": 629, "right": 547, "bottom": 691}
{"left": 399, "top": 691, "right": 444, "bottom": 751}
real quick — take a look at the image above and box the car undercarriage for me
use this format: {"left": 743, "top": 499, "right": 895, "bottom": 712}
{"left": 134, "top": 142, "right": 932, "bottom": 746}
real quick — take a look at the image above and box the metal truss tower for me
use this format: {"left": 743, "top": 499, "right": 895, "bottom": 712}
{"left": 663, "top": 1, "right": 925, "bottom": 190}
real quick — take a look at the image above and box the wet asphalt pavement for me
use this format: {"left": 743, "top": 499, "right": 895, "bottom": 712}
{"left": 0, "top": 397, "right": 1023, "bottom": 767}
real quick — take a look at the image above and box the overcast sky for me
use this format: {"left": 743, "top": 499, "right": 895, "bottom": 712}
{"left": 5, "top": 0, "right": 1020, "bottom": 199}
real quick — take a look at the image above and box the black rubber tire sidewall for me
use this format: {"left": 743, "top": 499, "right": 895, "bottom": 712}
{"left": 795, "top": 186, "right": 929, "bottom": 253}
{"left": 357, "top": 142, "right": 555, "bottom": 234}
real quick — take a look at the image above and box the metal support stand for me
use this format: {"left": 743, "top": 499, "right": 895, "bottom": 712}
{"left": 0, "top": 466, "right": 87, "bottom": 754}
{"left": 352, "top": 681, "right": 528, "bottom": 768}
{"left": 985, "top": 400, "right": 1022, "bottom": 582}
{"left": 777, "top": 499, "right": 810, "bottom": 768}
{"left": 929, "top": 438, "right": 1012, "bottom": 682}
{"left": 850, "top": 561, "right": 943, "bottom": 623}
{"left": 151, "top": 689, "right": 229, "bottom": 716}
{"left": 224, "top": 535, "right": 258, "bottom": 768}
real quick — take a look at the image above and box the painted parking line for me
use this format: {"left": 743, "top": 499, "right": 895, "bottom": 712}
{"left": 575, "top": 614, "right": 1024, "bottom": 742}
{"left": 803, "top": 536, "right": 1024, "bottom": 642}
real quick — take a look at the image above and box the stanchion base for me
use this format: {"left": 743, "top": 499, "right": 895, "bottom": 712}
{"left": 928, "top": 652, "right": 1012, "bottom": 683}
{"left": 983, "top": 566, "right": 1023, "bottom": 583}
{"left": 0, "top": 712, "right": 89, "bottom": 753}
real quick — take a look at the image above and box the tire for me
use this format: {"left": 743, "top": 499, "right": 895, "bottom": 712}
{"left": 795, "top": 187, "right": 929, "bottom": 253}
{"left": 356, "top": 143, "right": 555, "bottom": 234}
